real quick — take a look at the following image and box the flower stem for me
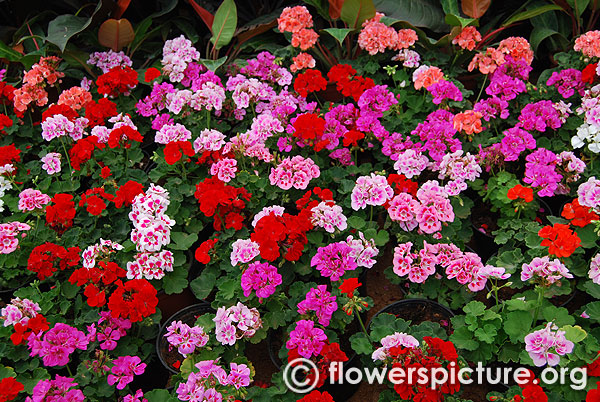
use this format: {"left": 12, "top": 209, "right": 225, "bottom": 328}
{"left": 533, "top": 286, "right": 545, "bottom": 324}
{"left": 355, "top": 310, "right": 369, "bottom": 340}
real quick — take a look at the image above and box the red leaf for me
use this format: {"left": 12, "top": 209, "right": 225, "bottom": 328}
{"left": 329, "top": 0, "right": 345, "bottom": 19}
{"left": 113, "top": 0, "right": 132, "bottom": 19}
{"left": 461, "top": 0, "right": 491, "bottom": 18}
{"left": 187, "top": 0, "right": 215, "bottom": 32}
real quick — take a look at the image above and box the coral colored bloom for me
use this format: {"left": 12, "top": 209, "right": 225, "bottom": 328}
{"left": 538, "top": 223, "right": 581, "bottom": 258}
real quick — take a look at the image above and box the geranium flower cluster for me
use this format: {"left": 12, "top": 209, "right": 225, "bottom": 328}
{"left": 521, "top": 256, "right": 573, "bottom": 286}
{"left": 286, "top": 319, "right": 328, "bottom": 359}
{"left": 28, "top": 322, "right": 89, "bottom": 367}
{"left": 27, "top": 242, "right": 80, "bottom": 280}
{"left": 194, "top": 176, "right": 251, "bottom": 231}
{"left": 538, "top": 223, "right": 582, "bottom": 258}
{"left": 0, "top": 221, "right": 31, "bottom": 254}
{"left": 358, "top": 12, "right": 418, "bottom": 56}
{"left": 589, "top": 253, "right": 600, "bottom": 284}
{"left": 18, "top": 188, "right": 51, "bottom": 211}
{"left": 25, "top": 376, "right": 84, "bottom": 402}
{"left": 88, "top": 50, "right": 133, "bottom": 73}
{"left": 572, "top": 84, "right": 600, "bottom": 152}
{"left": 376, "top": 336, "right": 461, "bottom": 400}
{"left": 297, "top": 285, "right": 338, "bottom": 327}
{"left": 410, "top": 109, "right": 462, "bottom": 162}
{"left": 351, "top": 173, "right": 394, "bottom": 210}
{"left": 346, "top": 232, "right": 379, "bottom": 268}
{"left": 524, "top": 148, "right": 584, "bottom": 197}
{"left": 310, "top": 200, "right": 347, "bottom": 233}
{"left": 525, "top": 322, "right": 574, "bottom": 366}
{"left": 176, "top": 360, "right": 252, "bottom": 401}
{"left": 250, "top": 209, "right": 312, "bottom": 262}
{"left": 387, "top": 180, "right": 454, "bottom": 234}
{"left": 269, "top": 155, "right": 320, "bottom": 190}
{"left": 165, "top": 320, "right": 209, "bottom": 356}
{"left": 213, "top": 302, "right": 262, "bottom": 346}
{"left": 13, "top": 56, "right": 64, "bottom": 113}
{"left": 433, "top": 150, "right": 482, "bottom": 195}
{"left": 96, "top": 66, "right": 138, "bottom": 97}
{"left": 240, "top": 261, "right": 282, "bottom": 301}
{"left": 372, "top": 332, "right": 420, "bottom": 361}
{"left": 311, "top": 241, "right": 357, "bottom": 281}
{"left": 393, "top": 241, "right": 508, "bottom": 291}
{"left": 127, "top": 184, "right": 175, "bottom": 279}
{"left": 578, "top": 176, "right": 600, "bottom": 212}
{"left": 1, "top": 298, "right": 41, "bottom": 327}
{"left": 161, "top": 35, "right": 200, "bottom": 82}
{"left": 87, "top": 311, "right": 132, "bottom": 351}
{"left": 107, "top": 355, "right": 146, "bottom": 390}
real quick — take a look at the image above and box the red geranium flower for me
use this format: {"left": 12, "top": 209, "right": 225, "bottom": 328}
{"left": 144, "top": 67, "right": 161, "bottom": 82}
{"left": 294, "top": 69, "right": 327, "bottom": 98}
{"left": 195, "top": 238, "right": 218, "bottom": 264}
{"left": 562, "top": 198, "right": 599, "bottom": 227}
{"left": 96, "top": 66, "right": 138, "bottom": 97}
{"left": 107, "top": 279, "right": 158, "bottom": 322}
{"left": 507, "top": 184, "right": 534, "bottom": 203}
{"left": 0, "top": 377, "right": 24, "bottom": 401}
{"left": 0, "top": 144, "right": 20, "bottom": 167}
{"left": 70, "top": 136, "right": 105, "bottom": 170}
{"left": 297, "top": 390, "right": 335, "bottom": 402}
{"left": 582, "top": 63, "right": 598, "bottom": 84}
{"left": 538, "top": 223, "right": 581, "bottom": 258}
{"left": 45, "top": 194, "right": 76, "bottom": 234}
{"left": 164, "top": 141, "right": 195, "bottom": 165}
{"left": 27, "top": 242, "right": 81, "bottom": 280}
{"left": 114, "top": 180, "right": 144, "bottom": 209}
{"left": 84, "top": 98, "right": 117, "bottom": 127}
{"left": 107, "top": 126, "right": 143, "bottom": 149}
{"left": 42, "top": 104, "right": 78, "bottom": 122}
{"left": 0, "top": 113, "right": 12, "bottom": 134}
{"left": 339, "top": 278, "right": 361, "bottom": 298}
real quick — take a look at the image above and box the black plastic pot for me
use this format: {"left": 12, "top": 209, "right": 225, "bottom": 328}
{"left": 156, "top": 302, "right": 215, "bottom": 374}
{"left": 368, "top": 299, "right": 454, "bottom": 333}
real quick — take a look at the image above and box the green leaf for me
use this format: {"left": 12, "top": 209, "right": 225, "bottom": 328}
{"left": 372, "top": 0, "right": 447, "bottom": 32}
{"left": 585, "top": 301, "right": 600, "bottom": 322}
{"left": 341, "top": 0, "right": 376, "bottom": 30}
{"left": 584, "top": 281, "right": 600, "bottom": 299}
{"left": 445, "top": 14, "right": 477, "bottom": 28}
{"left": 170, "top": 232, "right": 198, "bottom": 250}
{"left": 502, "top": 5, "right": 563, "bottom": 27}
{"left": 144, "top": 389, "right": 178, "bottom": 402}
{"left": 504, "top": 311, "right": 533, "bottom": 342}
{"left": 542, "top": 305, "right": 575, "bottom": 327}
{"left": 562, "top": 325, "right": 587, "bottom": 343}
{"left": 199, "top": 57, "right": 228, "bottom": 71}
{"left": 450, "top": 326, "right": 479, "bottom": 351}
{"left": 0, "top": 41, "right": 23, "bottom": 62}
{"left": 46, "top": 2, "right": 103, "bottom": 52}
{"left": 322, "top": 28, "right": 353, "bottom": 45}
{"left": 216, "top": 278, "right": 238, "bottom": 299}
{"left": 475, "top": 324, "right": 498, "bottom": 344}
{"left": 347, "top": 216, "right": 366, "bottom": 230}
{"left": 350, "top": 332, "right": 373, "bottom": 355}
{"left": 210, "top": 0, "right": 238, "bottom": 50}
{"left": 575, "top": 225, "right": 598, "bottom": 248}
{"left": 190, "top": 270, "right": 217, "bottom": 299}
{"left": 163, "top": 267, "right": 188, "bottom": 295}
{"left": 463, "top": 301, "right": 486, "bottom": 317}
{"left": 530, "top": 27, "right": 560, "bottom": 53}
